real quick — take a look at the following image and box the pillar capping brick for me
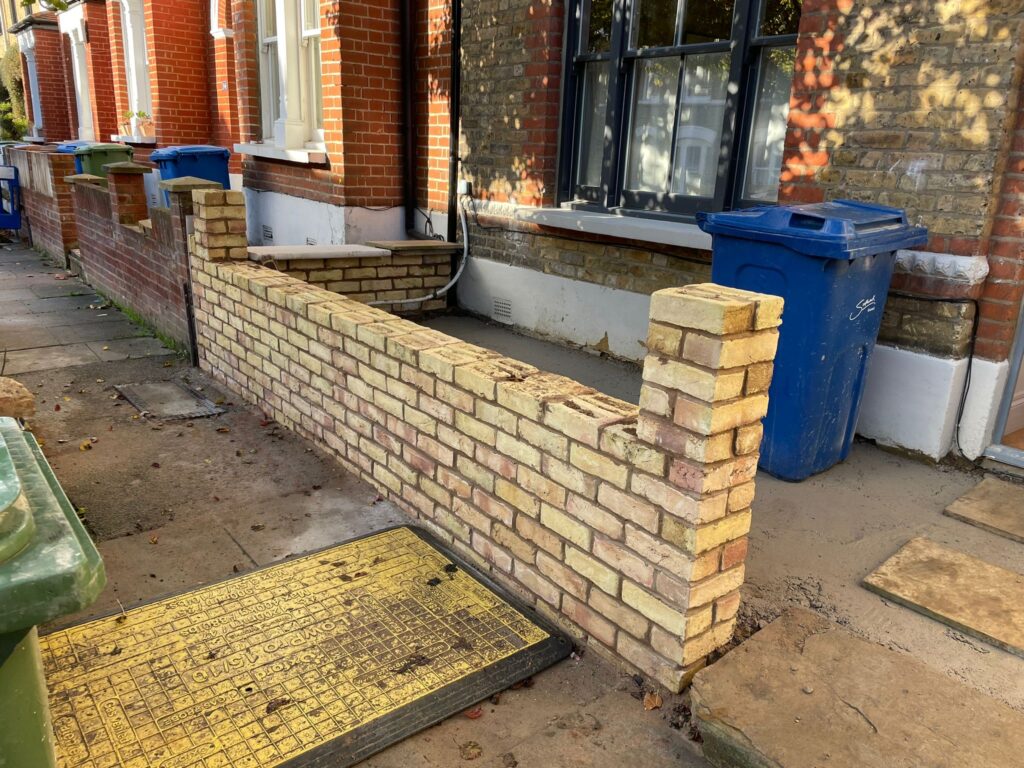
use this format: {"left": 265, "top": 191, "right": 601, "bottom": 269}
{"left": 161, "top": 176, "right": 224, "bottom": 193}
{"left": 102, "top": 161, "right": 152, "bottom": 175}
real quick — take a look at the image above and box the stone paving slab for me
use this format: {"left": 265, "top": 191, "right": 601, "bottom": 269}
{"left": 2, "top": 343, "right": 102, "bottom": 374}
{"left": 0, "top": 327, "right": 61, "bottom": 351}
{"left": 86, "top": 336, "right": 170, "bottom": 361}
{"left": 692, "top": 608, "right": 1024, "bottom": 768}
{"left": 864, "top": 537, "right": 1024, "bottom": 657}
{"left": 945, "top": 476, "right": 1024, "bottom": 543}
{"left": 50, "top": 319, "right": 147, "bottom": 344}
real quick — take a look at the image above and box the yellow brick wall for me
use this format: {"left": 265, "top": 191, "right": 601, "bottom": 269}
{"left": 189, "top": 191, "right": 781, "bottom": 692}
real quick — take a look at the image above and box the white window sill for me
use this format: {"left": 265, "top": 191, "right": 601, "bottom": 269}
{"left": 234, "top": 142, "right": 327, "bottom": 164}
{"left": 111, "top": 134, "right": 156, "bottom": 145}
{"left": 513, "top": 206, "right": 712, "bottom": 252}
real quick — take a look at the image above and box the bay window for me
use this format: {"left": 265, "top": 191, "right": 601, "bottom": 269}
{"left": 562, "top": 0, "right": 800, "bottom": 219}
{"left": 256, "top": 0, "right": 324, "bottom": 150}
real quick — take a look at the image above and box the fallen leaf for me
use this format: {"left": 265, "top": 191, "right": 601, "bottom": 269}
{"left": 216, "top": 427, "right": 230, "bottom": 433}
{"left": 102, "top": 346, "right": 110, "bottom": 351}
{"left": 79, "top": 440, "right": 92, "bottom": 451}
{"left": 464, "top": 707, "right": 484, "bottom": 720}
{"left": 63, "top": 396, "right": 71, "bottom": 402}
{"left": 251, "top": 524, "right": 265, "bottom": 531}
{"left": 643, "top": 691, "right": 663, "bottom": 711}
{"left": 151, "top": 462, "right": 161, "bottom": 468}
{"left": 459, "top": 742, "right": 483, "bottom": 761}
{"left": 265, "top": 698, "right": 291, "bottom": 714}
{"left": 149, "top": 536, "right": 159, "bottom": 545}
{"left": 54, "top": 404, "right": 61, "bottom": 411}
{"left": 163, "top": 361, "right": 173, "bottom": 368}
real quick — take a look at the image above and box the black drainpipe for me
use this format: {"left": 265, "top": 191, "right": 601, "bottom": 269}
{"left": 400, "top": 0, "right": 418, "bottom": 236}
{"left": 445, "top": 0, "right": 462, "bottom": 305}
{"left": 446, "top": 0, "right": 462, "bottom": 245}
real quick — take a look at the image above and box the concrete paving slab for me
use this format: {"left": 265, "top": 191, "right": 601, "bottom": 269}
{"left": 0, "top": 307, "right": 119, "bottom": 329}
{"left": 48, "top": 318, "right": 148, "bottom": 344}
{"left": 86, "top": 336, "right": 172, "bottom": 361}
{"left": 863, "top": 537, "right": 1024, "bottom": 657}
{"left": 0, "top": 288, "right": 36, "bottom": 301}
{"left": 945, "top": 476, "right": 1024, "bottom": 543}
{"left": 29, "top": 282, "right": 94, "bottom": 299}
{"left": 23, "top": 294, "right": 102, "bottom": 313}
{"left": 424, "top": 314, "right": 643, "bottom": 404}
{"left": 691, "top": 608, "right": 1024, "bottom": 768}
{"left": 0, "top": 326, "right": 61, "bottom": 350}
{"left": 2, "top": 342, "right": 101, "bottom": 373}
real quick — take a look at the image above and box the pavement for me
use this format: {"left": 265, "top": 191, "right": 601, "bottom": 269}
{"left": 5, "top": 241, "right": 1022, "bottom": 767}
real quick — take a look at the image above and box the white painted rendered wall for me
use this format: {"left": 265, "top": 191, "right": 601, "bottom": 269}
{"left": 457, "top": 255, "right": 1010, "bottom": 462}
{"left": 243, "top": 188, "right": 405, "bottom": 246}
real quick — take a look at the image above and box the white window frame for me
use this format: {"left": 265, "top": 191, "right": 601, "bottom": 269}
{"left": 15, "top": 28, "right": 43, "bottom": 139}
{"left": 118, "top": 0, "right": 154, "bottom": 141}
{"left": 59, "top": 4, "right": 95, "bottom": 141}
{"left": 255, "top": 0, "right": 324, "bottom": 151}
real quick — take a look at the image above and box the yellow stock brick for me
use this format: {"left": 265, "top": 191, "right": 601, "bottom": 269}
{"left": 646, "top": 322, "right": 684, "bottom": 356}
{"left": 643, "top": 356, "right": 746, "bottom": 402}
{"left": 495, "top": 477, "right": 540, "bottom": 516}
{"left": 518, "top": 419, "right": 569, "bottom": 460}
{"left": 454, "top": 411, "right": 497, "bottom": 446}
{"left": 682, "top": 619, "right": 738, "bottom": 667}
{"left": 565, "top": 547, "right": 620, "bottom": 595}
{"left": 496, "top": 372, "right": 593, "bottom": 421}
{"left": 662, "top": 509, "right": 751, "bottom": 555}
{"left": 454, "top": 358, "right": 539, "bottom": 400}
{"left": 569, "top": 444, "right": 629, "bottom": 489}
{"left": 540, "top": 504, "right": 592, "bottom": 549}
{"left": 674, "top": 394, "right": 769, "bottom": 436}
{"left": 495, "top": 432, "right": 542, "bottom": 469}
{"left": 544, "top": 393, "right": 638, "bottom": 448}
{"left": 622, "top": 581, "right": 685, "bottom": 634}
{"left": 419, "top": 342, "right": 498, "bottom": 382}
{"left": 683, "top": 330, "right": 779, "bottom": 369}
{"left": 649, "top": 286, "right": 754, "bottom": 334}
{"left": 599, "top": 423, "right": 667, "bottom": 476}
{"left": 688, "top": 565, "right": 747, "bottom": 609}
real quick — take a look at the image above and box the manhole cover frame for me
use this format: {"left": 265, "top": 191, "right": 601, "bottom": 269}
{"left": 42, "top": 525, "right": 573, "bottom": 768}
{"left": 114, "top": 380, "right": 226, "bottom": 420}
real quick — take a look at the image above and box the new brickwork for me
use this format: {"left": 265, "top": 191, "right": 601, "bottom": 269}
{"left": 189, "top": 191, "right": 781, "bottom": 691}
{"left": 267, "top": 253, "right": 451, "bottom": 313}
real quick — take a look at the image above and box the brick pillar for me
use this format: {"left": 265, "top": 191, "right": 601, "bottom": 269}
{"left": 105, "top": 162, "right": 150, "bottom": 226}
{"left": 191, "top": 189, "right": 248, "bottom": 261}
{"left": 162, "top": 177, "right": 223, "bottom": 256}
{"left": 636, "top": 284, "right": 782, "bottom": 684}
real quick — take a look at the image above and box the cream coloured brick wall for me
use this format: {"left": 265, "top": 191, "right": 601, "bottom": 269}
{"left": 188, "top": 191, "right": 782, "bottom": 691}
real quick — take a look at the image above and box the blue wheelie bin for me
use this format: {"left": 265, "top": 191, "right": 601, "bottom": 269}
{"left": 55, "top": 140, "right": 96, "bottom": 174}
{"left": 150, "top": 145, "right": 231, "bottom": 204}
{"left": 697, "top": 200, "right": 927, "bottom": 481}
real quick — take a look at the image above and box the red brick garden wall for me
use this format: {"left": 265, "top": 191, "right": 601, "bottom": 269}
{"left": 10, "top": 148, "right": 77, "bottom": 261}
{"left": 69, "top": 178, "right": 193, "bottom": 346}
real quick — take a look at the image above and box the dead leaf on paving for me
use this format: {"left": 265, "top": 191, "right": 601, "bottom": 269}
{"left": 643, "top": 691, "right": 663, "bottom": 711}
{"left": 459, "top": 742, "right": 482, "bottom": 761}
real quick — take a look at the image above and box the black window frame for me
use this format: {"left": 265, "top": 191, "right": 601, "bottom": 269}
{"left": 556, "top": 0, "right": 800, "bottom": 222}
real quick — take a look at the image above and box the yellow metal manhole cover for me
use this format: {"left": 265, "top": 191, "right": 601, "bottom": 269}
{"left": 41, "top": 526, "right": 569, "bottom": 767}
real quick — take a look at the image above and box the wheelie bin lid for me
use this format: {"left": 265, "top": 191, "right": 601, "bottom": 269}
{"left": 55, "top": 140, "right": 95, "bottom": 153}
{"left": 696, "top": 200, "right": 928, "bottom": 260}
{"left": 151, "top": 145, "right": 231, "bottom": 160}
{"left": 73, "top": 142, "right": 132, "bottom": 155}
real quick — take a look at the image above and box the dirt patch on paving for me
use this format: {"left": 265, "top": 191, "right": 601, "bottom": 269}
{"left": 16, "top": 355, "right": 375, "bottom": 541}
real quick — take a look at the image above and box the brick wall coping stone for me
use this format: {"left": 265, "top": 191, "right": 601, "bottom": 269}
{"left": 102, "top": 162, "right": 152, "bottom": 175}
{"left": 366, "top": 240, "right": 463, "bottom": 255}
{"left": 160, "top": 176, "right": 224, "bottom": 192}
{"left": 247, "top": 245, "right": 391, "bottom": 263}
{"left": 891, "top": 251, "right": 991, "bottom": 301}
{"left": 64, "top": 174, "right": 106, "bottom": 186}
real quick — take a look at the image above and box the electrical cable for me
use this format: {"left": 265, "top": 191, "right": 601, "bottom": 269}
{"left": 369, "top": 195, "right": 470, "bottom": 308}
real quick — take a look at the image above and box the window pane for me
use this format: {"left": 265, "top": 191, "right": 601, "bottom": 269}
{"left": 260, "top": 0, "right": 276, "bottom": 38}
{"left": 586, "top": 0, "right": 613, "bottom": 52}
{"left": 632, "top": 0, "right": 678, "bottom": 49}
{"left": 266, "top": 41, "right": 281, "bottom": 124}
{"left": 670, "top": 52, "right": 729, "bottom": 197}
{"left": 742, "top": 47, "right": 795, "bottom": 202}
{"left": 309, "top": 36, "right": 323, "bottom": 131}
{"left": 302, "top": 0, "right": 319, "bottom": 33}
{"left": 576, "top": 62, "right": 609, "bottom": 188}
{"left": 625, "top": 57, "right": 679, "bottom": 192}
{"left": 761, "top": 0, "right": 801, "bottom": 36}
{"left": 682, "top": 0, "right": 734, "bottom": 44}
